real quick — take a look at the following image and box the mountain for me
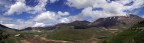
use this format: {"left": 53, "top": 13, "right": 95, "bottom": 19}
{"left": 22, "top": 14, "right": 143, "bottom": 30}
{"left": 0, "top": 24, "right": 9, "bottom": 28}
{"left": 103, "top": 21, "right": 144, "bottom": 43}
{"left": 55, "top": 21, "right": 90, "bottom": 29}
{"left": 22, "top": 26, "right": 54, "bottom": 31}
{"left": 89, "top": 14, "right": 144, "bottom": 29}
{"left": 22, "top": 21, "right": 90, "bottom": 31}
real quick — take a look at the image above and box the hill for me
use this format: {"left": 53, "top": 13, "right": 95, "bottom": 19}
{"left": 22, "top": 14, "right": 143, "bottom": 31}
{"left": 90, "top": 14, "right": 143, "bottom": 29}
{"left": 101, "top": 20, "right": 144, "bottom": 43}
{"left": 0, "top": 24, "right": 20, "bottom": 43}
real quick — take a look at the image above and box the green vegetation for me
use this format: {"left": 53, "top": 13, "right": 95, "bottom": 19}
{"left": 1, "top": 36, "right": 21, "bottom": 43}
{"left": 101, "top": 20, "right": 144, "bottom": 43}
{"left": 0, "top": 20, "right": 144, "bottom": 43}
{"left": 102, "top": 29, "right": 143, "bottom": 43}
{"left": 131, "top": 20, "right": 144, "bottom": 28}
{"left": 0, "top": 28, "right": 21, "bottom": 43}
{"left": 47, "top": 26, "right": 112, "bottom": 41}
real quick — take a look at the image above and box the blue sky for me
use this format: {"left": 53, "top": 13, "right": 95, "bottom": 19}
{"left": 0, "top": 0, "right": 144, "bottom": 29}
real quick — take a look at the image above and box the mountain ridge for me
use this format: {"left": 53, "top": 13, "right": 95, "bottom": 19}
{"left": 14, "top": 14, "right": 144, "bottom": 30}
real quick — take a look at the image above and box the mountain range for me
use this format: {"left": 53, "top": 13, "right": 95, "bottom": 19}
{"left": 0, "top": 14, "right": 143, "bottom": 31}
{"left": 0, "top": 14, "right": 144, "bottom": 43}
{"left": 18, "top": 14, "right": 143, "bottom": 31}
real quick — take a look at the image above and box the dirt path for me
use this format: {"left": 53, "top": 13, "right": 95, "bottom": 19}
{"left": 21, "top": 40, "right": 31, "bottom": 43}
{"left": 40, "top": 37, "right": 70, "bottom": 43}
{"left": 21, "top": 36, "right": 73, "bottom": 43}
{"left": 21, "top": 35, "right": 98, "bottom": 43}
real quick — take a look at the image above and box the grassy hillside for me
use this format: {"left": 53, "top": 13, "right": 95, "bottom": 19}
{"left": 101, "top": 21, "right": 144, "bottom": 43}
{"left": 0, "top": 28, "right": 21, "bottom": 43}
{"left": 0, "top": 21, "right": 143, "bottom": 43}
{"left": 47, "top": 26, "right": 112, "bottom": 42}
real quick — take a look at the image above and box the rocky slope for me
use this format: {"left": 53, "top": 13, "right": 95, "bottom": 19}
{"left": 22, "top": 14, "right": 143, "bottom": 30}
{"left": 89, "top": 14, "right": 143, "bottom": 29}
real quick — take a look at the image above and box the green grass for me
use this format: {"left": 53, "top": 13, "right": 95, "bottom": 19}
{"left": 47, "top": 26, "right": 111, "bottom": 41}
{"left": 106, "top": 29, "right": 139, "bottom": 43}
{"left": 100, "top": 20, "right": 144, "bottom": 43}
{"left": 1, "top": 36, "right": 21, "bottom": 43}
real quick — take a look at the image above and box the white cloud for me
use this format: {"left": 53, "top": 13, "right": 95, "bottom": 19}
{"left": 34, "top": 11, "right": 58, "bottom": 22}
{"left": 57, "top": 11, "right": 69, "bottom": 16}
{"left": 13, "top": 19, "right": 34, "bottom": 29}
{"left": 50, "top": 0, "right": 59, "bottom": 3}
{"left": 59, "top": 18, "right": 70, "bottom": 23}
{"left": 125, "top": 0, "right": 144, "bottom": 10}
{"left": 33, "top": 22, "right": 45, "bottom": 27}
{"left": 66, "top": 0, "right": 95, "bottom": 9}
{"left": 3, "top": 24, "right": 16, "bottom": 28}
{"left": 4, "top": 0, "right": 50, "bottom": 15}
{"left": 0, "top": 16, "right": 34, "bottom": 29}
{"left": 5, "top": 2, "right": 31, "bottom": 15}
{"left": 2, "top": 10, "right": 71, "bottom": 29}
{"left": 115, "top": 0, "right": 134, "bottom": 5}
{"left": 67, "top": 0, "right": 144, "bottom": 10}
{"left": 66, "top": 0, "right": 144, "bottom": 21}
{"left": 0, "top": 0, "right": 13, "bottom": 12}
{"left": 80, "top": 7, "right": 127, "bottom": 21}
{"left": 31, "top": 0, "right": 48, "bottom": 14}
{"left": 34, "top": 11, "right": 70, "bottom": 22}
{"left": 1, "top": 19, "right": 35, "bottom": 30}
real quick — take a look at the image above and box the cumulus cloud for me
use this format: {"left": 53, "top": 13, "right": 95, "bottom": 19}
{"left": 5, "top": 2, "right": 31, "bottom": 15}
{"left": 115, "top": 0, "right": 134, "bottom": 5}
{"left": 1, "top": 19, "right": 35, "bottom": 30}
{"left": 34, "top": 11, "right": 70, "bottom": 22}
{"left": 30, "top": 0, "right": 48, "bottom": 14}
{"left": 1, "top": 0, "right": 144, "bottom": 29}
{"left": 50, "top": 0, "right": 59, "bottom": 3}
{"left": 66, "top": 0, "right": 144, "bottom": 21}
{"left": 32, "top": 22, "right": 45, "bottom": 27}
{"left": 0, "top": 16, "right": 36, "bottom": 29}
{"left": 2, "top": 10, "right": 70, "bottom": 29}
{"left": 0, "top": 0, "right": 13, "bottom": 12}
{"left": 59, "top": 18, "right": 71, "bottom": 23}
{"left": 125, "top": 0, "right": 144, "bottom": 10}
{"left": 4, "top": 0, "right": 31, "bottom": 15}
{"left": 66, "top": 0, "right": 95, "bottom": 9}
{"left": 34, "top": 11, "right": 58, "bottom": 22}
{"left": 4, "top": 0, "right": 51, "bottom": 15}
{"left": 57, "top": 11, "right": 69, "bottom": 16}
{"left": 3, "top": 24, "right": 16, "bottom": 28}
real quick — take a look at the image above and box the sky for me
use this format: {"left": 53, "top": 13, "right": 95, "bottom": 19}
{"left": 0, "top": 0, "right": 144, "bottom": 29}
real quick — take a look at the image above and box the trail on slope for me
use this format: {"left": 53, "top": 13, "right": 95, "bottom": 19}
{"left": 21, "top": 35, "right": 73, "bottom": 43}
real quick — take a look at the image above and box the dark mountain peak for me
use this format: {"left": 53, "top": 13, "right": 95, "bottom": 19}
{"left": 55, "top": 21, "right": 90, "bottom": 26}
{"left": 21, "top": 26, "right": 56, "bottom": 31}
{"left": 67, "top": 21, "right": 90, "bottom": 29}
{"left": 71, "top": 21, "right": 90, "bottom": 23}
{"left": 22, "top": 14, "right": 143, "bottom": 30}
{"left": 90, "top": 14, "right": 144, "bottom": 28}
{"left": 23, "top": 27, "right": 33, "bottom": 30}
{"left": 0, "top": 24, "right": 9, "bottom": 28}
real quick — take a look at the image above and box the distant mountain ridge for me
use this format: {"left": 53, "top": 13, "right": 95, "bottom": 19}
{"left": 0, "top": 24, "right": 9, "bottom": 28}
{"left": 20, "top": 14, "right": 144, "bottom": 30}
{"left": 23, "top": 21, "right": 91, "bottom": 31}
{"left": 89, "top": 14, "right": 144, "bottom": 28}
